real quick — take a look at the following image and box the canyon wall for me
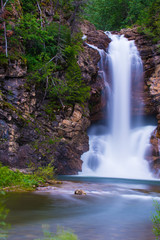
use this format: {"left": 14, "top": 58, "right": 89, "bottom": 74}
{"left": 0, "top": 5, "right": 110, "bottom": 174}
{"left": 0, "top": 1, "right": 160, "bottom": 176}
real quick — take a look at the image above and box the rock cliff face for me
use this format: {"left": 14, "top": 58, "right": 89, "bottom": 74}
{"left": 145, "top": 65, "right": 160, "bottom": 176}
{"left": 120, "top": 28, "right": 160, "bottom": 116}
{"left": 0, "top": 6, "right": 110, "bottom": 175}
{"left": 0, "top": 56, "right": 92, "bottom": 174}
{"left": 79, "top": 20, "right": 111, "bottom": 122}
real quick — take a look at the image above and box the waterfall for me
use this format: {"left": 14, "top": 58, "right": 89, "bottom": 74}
{"left": 80, "top": 34, "right": 155, "bottom": 180}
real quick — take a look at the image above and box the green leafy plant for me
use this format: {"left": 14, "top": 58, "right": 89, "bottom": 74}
{"left": 33, "top": 162, "right": 55, "bottom": 181}
{"left": 1, "top": 0, "right": 90, "bottom": 116}
{"left": 85, "top": 0, "right": 159, "bottom": 42}
{"left": 14, "top": 11, "right": 89, "bottom": 108}
{"left": 0, "top": 164, "right": 42, "bottom": 190}
{"left": 152, "top": 201, "right": 160, "bottom": 239}
{"left": 35, "top": 225, "right": 78, "bottom": 240}
{"left": 137, "top": 0, "right": 160, "bottom": 42}
{"left": 0, "top": 191, "right": 10, "bottom": 240}
{"left": 0, "top": 162, "right": 55, "bottom": 191}
{"left": 20, "top": 0, "right": 37, "bottom": 13}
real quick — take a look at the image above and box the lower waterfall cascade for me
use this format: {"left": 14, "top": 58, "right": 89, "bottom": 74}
{"left": 80, "top": 34, "right": 155, "bottom": 180}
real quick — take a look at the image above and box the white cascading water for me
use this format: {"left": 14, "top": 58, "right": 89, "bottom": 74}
{"left": 80, "top": 34, "right": 155, "bottom": 179}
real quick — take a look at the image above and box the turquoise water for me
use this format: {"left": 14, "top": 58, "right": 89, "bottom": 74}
{"left": 6, "top": 177, "right": 160, "bottom": 240}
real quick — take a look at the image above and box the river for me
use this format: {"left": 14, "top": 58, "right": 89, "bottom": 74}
{"left": 6, "top": 176, "right": 160, "bottom": 240}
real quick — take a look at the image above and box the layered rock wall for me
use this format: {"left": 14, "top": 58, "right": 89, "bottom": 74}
{"left": 0, "top": 57, "right": 92, "bottom": 174}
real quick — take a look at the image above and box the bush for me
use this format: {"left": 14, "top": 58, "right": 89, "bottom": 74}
{"left": 137, "top": 0, "right": 160, "bottom": 42}
{"left": 35, "top": 225, "right": 78, "bottom": 240}
{"left": 85, "top": 0, "right": 159, "bottom": 42}
{"left": 0, "top": 164, "right": 42, "bottom": 189}
{"left": 33, "top": 162, "right": 55, "bottom": 181}
{"left": 15, "top": 12, "right": 90, "bottom": 108}
{"left": 0, "top": 163, "right": 55, "bottom": 190}
{"left": 152, "top": 201, "right": 160, "bottom": 239}
{"left": 0, "top": 191, "right": 10, "bottom": 240}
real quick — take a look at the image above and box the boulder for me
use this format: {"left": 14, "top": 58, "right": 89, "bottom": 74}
{"left": 74, "top": 189, "right": 86, "bottom": 195}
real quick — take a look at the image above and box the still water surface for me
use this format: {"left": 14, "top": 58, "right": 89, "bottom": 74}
{"left": 6, "top": 176, "right": 160, "bottom": 240}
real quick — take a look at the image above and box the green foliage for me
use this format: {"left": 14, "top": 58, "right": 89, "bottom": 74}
{"left": 61, "top": 0, "right": 87, "bottom": 19}
{"left": 0, "top": 163, "right": 55, "bottom": 190}
{"left": 137, "top": 0, "right": 160, "bottom": 42}
{"left": 0, "top": 54, "right": 8, "bottom": 66}
{"left": 47, "top": 34, "right": 90, "bottom": 105}
{"left": 1, "top": 0, "right": 90, "bottom": 114}
{"left": 15, "top": 10, "right": 89, "bottom": 108}
{"left": 35, "top": 225, "right": 78, "bottom": 240}
{"left": 0, "top": 192, "right": 9, "bottom": 240}
{"left": 0, "top": 163, "right": 43, "bottom": 190}
{"left": 65, "top": 59, "right": 90, "bottom": 104}
{"left": 152, "top": 201, "right": 160, "bottom": 239}
{"left": 20, "top": 0, "right": 37, "bottom": 13}
{"left": 33, "top": 162, "right": 55, "bottom": 181}
{"left": 15, "top": 14, "right": 61, "bottom": 66}
{"left": 85, "top": 0, "right": 159, "bottom": 41}
{"left": 85, "top": 0, "right": 129, "bottom": 30}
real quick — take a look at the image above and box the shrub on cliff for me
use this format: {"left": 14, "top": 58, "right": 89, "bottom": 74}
{"left": 14, "top": 10, "right": 90, "bottom": 107}
{"left": 1, "top": 0, "right": 90, "bottom": 112}
{"left": 137, "top": 0, "right": 160, "bottom": 42}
